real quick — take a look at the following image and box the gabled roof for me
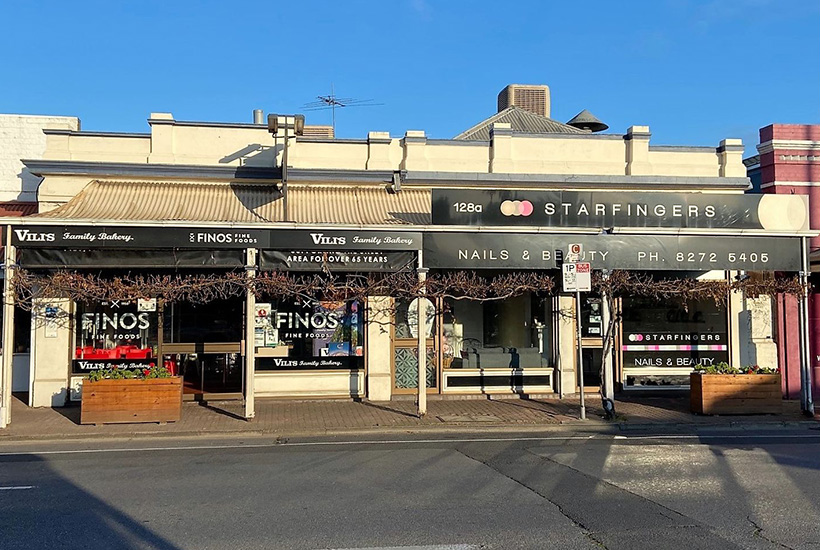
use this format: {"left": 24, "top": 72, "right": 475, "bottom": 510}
{"left": 454, "top": 106, "right": 587, "bottom": 141}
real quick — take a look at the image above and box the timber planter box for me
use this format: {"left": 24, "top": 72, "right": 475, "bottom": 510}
{"left": 690, "top": 373, "right": 782, "bottom": 415}
{"left": 81, "top": 377, "right": 183, "bottom": 425}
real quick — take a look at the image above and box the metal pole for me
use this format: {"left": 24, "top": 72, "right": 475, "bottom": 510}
{"left": 243, "top": 248, "right": 257, "bottom": 420}
{"left": 576, "top": 290, "right": 586, "bottom": 420}
{"left": 417, "top": 253, "right": 427, "bottom": 417}
{"left": 282, "top": 119, "right": 289, "bottom": 223}
{"left": 1, "top": 226, "right": 15, "bottom": 428}
{"left": 800, "top": 236, "right": 814, "bottom": 415}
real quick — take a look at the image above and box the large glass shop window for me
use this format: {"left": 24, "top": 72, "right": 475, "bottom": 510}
{"left": 621, "top": 296, "right": 728, "bottom": 387}
{"left": 254, "top": 299, "right": 364, "bottom": 370}
{"left": 73, "top": 300, "right": 159, "bottom": 374}
{"left": 443, "top": 293, "right": 549, "bottom": 369}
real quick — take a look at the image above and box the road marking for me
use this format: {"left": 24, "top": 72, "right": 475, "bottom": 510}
{"left": 330, "top": 546, "right": 477, "bottom": 550}
{"left": 0, "top": 433, "right": 818, "bottom": 457}
{"left": 0, "top": 486, "right": 35, "bottom": 491}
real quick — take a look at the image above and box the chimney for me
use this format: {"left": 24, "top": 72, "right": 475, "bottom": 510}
{"left": 253, "top": 109, "right": 264, "bottom": 125}
{"left": 497, "top": 84, "right": 551, "bottom": 117}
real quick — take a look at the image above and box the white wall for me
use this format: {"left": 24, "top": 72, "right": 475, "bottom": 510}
{"left": 0, "top": 114, "right": 79, "bottom": 202}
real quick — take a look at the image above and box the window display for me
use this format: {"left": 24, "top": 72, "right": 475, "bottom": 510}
{"left": 621, "top": 296, "right": 728, "bottom": 386}
{"left": 73, "top": 300, "right": 159, "bottom": 373}
{"left": 255, "top": 299, "right": 364, "bottom": 370}
{"left": 442, "top": 294, "right": 549, "bottom": 369}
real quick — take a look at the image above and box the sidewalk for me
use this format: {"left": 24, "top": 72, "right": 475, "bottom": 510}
{"left": 1, "top": 393, "right": 815, "bottom": 442}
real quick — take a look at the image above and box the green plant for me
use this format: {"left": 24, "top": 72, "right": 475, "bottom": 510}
{"left": 693, "top": 362, "right": 779, "bottom": 375}
{"left": 86, "top": 365, "right": 173, "bottom": 382}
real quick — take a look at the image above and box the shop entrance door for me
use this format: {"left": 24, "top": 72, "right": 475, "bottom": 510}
{"left": 160, "top": 299, "right": 244, "bottom": 399}
{"left": 392, "top": 298, "right": 438, "bottom": 394}
{"left": 578, "top": 295, "right": 604, "bottom": 392}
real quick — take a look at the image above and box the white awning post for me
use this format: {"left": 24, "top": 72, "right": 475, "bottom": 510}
{"left": 799, "top": 236, "right": 814, "bottom": 415}
{"left": 1, "top": 226, "right": 15, "bottom": 428}
{"left": 244, "top": 248, "right": 257, "bottom": 420}
{"left": 417, "top": 252, "right": 428, "bottom": 417}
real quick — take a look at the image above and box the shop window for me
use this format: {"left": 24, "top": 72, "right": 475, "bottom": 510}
{"left": 73, "top": 300, "right": 159, "bottom": 374}
{"left": 581, "top": 295, "right": 604, "bottom": 338}
{"left": 443, "top": 294, "right": 549, "bottom": 369}
{"left": 163, "top": 299, "right": 243, "bottom": 343}
{"left": 255, "top": 298, "right": 364, "bottom": 371}
{"left": 13, "top": 306, "right": 31, "bottom": 353}
{"left": 621, "top": 296, "right": 728, "bottom": 387}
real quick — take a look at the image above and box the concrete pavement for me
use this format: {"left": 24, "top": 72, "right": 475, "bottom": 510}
{"left": 0, "top": 392, "right": 815, "bottom": 442}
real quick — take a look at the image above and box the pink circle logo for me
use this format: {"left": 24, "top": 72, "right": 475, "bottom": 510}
{"left": 500, "top": 200, "right": 534, "bottom": 217}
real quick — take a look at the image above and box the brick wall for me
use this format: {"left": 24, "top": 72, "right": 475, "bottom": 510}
{"left": 0, "top": 114, "right": 79, "bottom": 202}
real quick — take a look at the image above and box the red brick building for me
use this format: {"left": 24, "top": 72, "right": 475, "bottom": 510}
{"left": 747, "top": 124, "right": 820, "bottom": 399}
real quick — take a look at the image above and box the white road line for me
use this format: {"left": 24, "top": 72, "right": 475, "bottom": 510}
{"left": 330, "top": 546, "right": 477, "bottom": 550}
{"left": 0, "top": 486, "right": 35, "bottom": 491}
{"left": 0, "top": 433, "right": 818, "bottom": 457}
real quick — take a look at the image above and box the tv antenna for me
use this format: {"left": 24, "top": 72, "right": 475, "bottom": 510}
{"left": 302, "top": 84, "right": 383, "bottom": 136}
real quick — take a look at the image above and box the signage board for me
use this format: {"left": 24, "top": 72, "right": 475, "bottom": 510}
{"left": 10, "top": 226, "right": 423, "bottom": 251}
{"left": 563, "top": 263, "right": 591, "bottom": 292}
{"left": 268, "top": 230, "right": 421, "bottom": 251}
{"left": 423, "top": 232, "right": 802, "bottom": 272}
{"left": 260, "top": 250, "right": 415, "bottom": 272}
{"left": 11, "top": 226, "right": 270, "bottom": 249}
{"left": 431, "top": 189, "right": 809, "bottom": 232}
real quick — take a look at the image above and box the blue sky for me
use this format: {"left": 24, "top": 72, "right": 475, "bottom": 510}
{"left": 1, "top": 0, "right": 818, "bottom": 155}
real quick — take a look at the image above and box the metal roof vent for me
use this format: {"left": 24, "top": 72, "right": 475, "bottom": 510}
{"left": 566, "top": 109, "right": 609, "bottom": 133}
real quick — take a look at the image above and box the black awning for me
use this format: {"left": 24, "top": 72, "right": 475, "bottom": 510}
{"left": 17, "top": 248, "right": 245, "bottom": 269}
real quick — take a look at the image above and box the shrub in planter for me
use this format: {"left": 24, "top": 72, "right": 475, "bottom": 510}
{"left": 81, "top": 366, "right": 182, "bottom": 425}
{"left": 690, "top": 362, "right": 781, "bottom": 415}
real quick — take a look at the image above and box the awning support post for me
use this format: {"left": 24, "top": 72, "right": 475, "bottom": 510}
{"left": 244, "top": 248, "right": 257, "bottom": 420}
{"left": 799, "top": 236, "right": 814, "bottom": 416}
{"left": 417, "top": 252, "right": 428, "bottom": 418}
{"left": 1, "top": 226, "right": 15, "bottom": 428}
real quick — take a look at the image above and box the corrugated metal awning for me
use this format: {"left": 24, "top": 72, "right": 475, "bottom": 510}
{"left": 34, "top": 180, "right": 431, "bottom": 225}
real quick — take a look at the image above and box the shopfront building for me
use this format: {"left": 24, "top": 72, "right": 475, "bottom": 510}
{"left": 1, "top": 98, "right": 813, "bottom": 427}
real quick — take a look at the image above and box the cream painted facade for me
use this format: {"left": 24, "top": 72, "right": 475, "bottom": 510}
{"left": 2, "top": 105, "right": 797, "bottom": 428}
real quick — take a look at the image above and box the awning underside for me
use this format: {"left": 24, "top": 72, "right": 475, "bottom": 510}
{"left": 34, "top": 180, "right": 431, "bottom": 225}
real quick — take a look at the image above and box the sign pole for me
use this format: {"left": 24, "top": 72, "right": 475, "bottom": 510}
{"left": 576, "top": 289, "right": 586, "bottom": 420}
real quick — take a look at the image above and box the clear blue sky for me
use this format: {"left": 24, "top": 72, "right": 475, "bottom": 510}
{"left": 2, "top": 0, "right": 818, "bottom": 155}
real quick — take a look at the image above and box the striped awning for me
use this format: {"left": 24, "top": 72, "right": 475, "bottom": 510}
{"left": 34, "top": 180, "right": 431, "bottom": 225}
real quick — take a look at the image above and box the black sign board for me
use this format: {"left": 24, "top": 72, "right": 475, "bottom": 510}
{"left": 423, "top": 232, "right": 802, "bottom": 271}
{"left": 72, "top": 359, "right": 156, "bottom": 374}
{"left": 431, "top": 189, "right": 808, "bottom": 231}
{"left": 255, "top": 356, "right": 362, "bottom": 371}
{"left": 11, "top": 226, "right": 270, "bottom": 248}
{"left": 11, "top": 226, "right": 423, "bottom": 251}
{"left": 268, "top": 230, "right": 421, "bottom": 250}
{"left": 260, "top": 250, "right": 415, "bottom": 272}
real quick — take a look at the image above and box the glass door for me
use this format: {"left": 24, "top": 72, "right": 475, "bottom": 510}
{"left": 161, "top": 299, "right": 244, "bottom": 397}
{"left": 578, "top": 294, "right": 604, "bottom": 391}
{"left": 392, "top": 298, "right": 438, "bottom": 394}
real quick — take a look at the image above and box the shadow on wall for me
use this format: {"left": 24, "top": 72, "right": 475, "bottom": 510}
{"left": 218, "top": 144, "right": 279, "bottom": 167}
{"left": 15, "top": 167, "right": 41, "bottom": 202}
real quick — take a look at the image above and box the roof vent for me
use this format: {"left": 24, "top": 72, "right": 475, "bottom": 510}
{"left": 566, "top": 109, "right": 608, "bottom": 133}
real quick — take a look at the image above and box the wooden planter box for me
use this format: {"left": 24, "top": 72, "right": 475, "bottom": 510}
{"left": 690, "top": 373, "right": 782, "bottom": 415}
{"left": 81, "top": 377, "right": 183, "bottom": 425}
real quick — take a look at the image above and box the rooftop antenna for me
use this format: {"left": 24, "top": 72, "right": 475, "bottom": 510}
{"left": 302, "top": 84, "right": 383, "bottom": 136}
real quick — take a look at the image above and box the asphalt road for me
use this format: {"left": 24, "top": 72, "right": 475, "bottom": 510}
{"left": 1, "top": 430, "right": 820, "bottom": 550}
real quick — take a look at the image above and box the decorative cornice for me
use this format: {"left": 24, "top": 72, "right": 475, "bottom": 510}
{"left": 757, "top": 139, "right": 820, "bottom": 155}
{"left": 22, "top": 160, "right": 281, "bottom": 181}
{"left": 403, "top": 171, "right": 751, "bottom": 190}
